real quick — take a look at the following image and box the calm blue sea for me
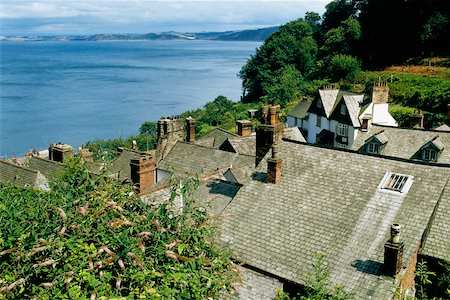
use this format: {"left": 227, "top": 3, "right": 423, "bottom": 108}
{"left": 0, "top": 40, "right": 260, "bottom": 157}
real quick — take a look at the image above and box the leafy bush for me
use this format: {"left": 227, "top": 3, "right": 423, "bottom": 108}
{"left": 0, "top": 158, "right": 237, "bottom": 299}
{"left": 328, "top": 54, "right": 361, "bottom": 82}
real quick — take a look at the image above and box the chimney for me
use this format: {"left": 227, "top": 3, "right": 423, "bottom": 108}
{"left": 79, "top": 148, "right": 94, "bottom": 164}
{"left": 267, "top": 144, "right": 282, "bottom": 184}
{"left": 256, "top": 105, "right": 284, "bottom": 166}
{"left": 384, "top": 224, "right": 404, "bottom": 277}
{"left": 411, "top": 110, "right": 424, "bottom": 129}
{"left": 130, "top": 154, "right": 155, "bottom": 194}
{"left": 156, "top": 116, "right": 185, "bottom": 162}
{"left": 372, "top": 81, "right": 389, "bottom": 104}
{"left": 132, "top": 140, "right": 138, "bottom": 150}
{"left": 237, "top": 120, "right": 252, "bottom": 137}
{"left": 186, "top": 117, "right": 196, "bottom": 143}
{"left": 49, "top": 143, "right": 74, "bottom": 163}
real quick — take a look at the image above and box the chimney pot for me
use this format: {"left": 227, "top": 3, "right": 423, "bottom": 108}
{"left": 186, "top": 117, "right": 196, "bottom": 143}
{"left": 384, "top": 223, "right": 404, "bottom": 277}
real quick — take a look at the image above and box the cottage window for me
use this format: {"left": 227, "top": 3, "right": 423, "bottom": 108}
{"left": 423, "top": 148, "right": 437, "bottom": 162}
{"left": 317, "top": 100, "right": 322, "bottom": 109}
{"left": 340, "top": 104, "right": 346, "bottom": 115}
{"left": 383, "top": 173, "right": 409, "bottom": 192}
{"left": 337, "top": 124, "right": 348, "bottom": 137}
{"left": 316, "top": 116, "right": 321, "bottom": 128}
{"left": 367, "top": 142, "right": 380, "bottom": 154}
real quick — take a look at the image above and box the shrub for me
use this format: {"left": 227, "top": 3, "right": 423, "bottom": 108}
{"left": 0, "top": 158, "right": 237, "bottom": 299}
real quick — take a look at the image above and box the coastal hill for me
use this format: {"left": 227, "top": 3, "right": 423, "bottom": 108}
{"left": 1, "top": 26, "right": 279, "bottom": 42}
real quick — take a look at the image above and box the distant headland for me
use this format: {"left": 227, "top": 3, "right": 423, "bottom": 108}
{"left": 0, "top": 26, "right": 279, "bottom": 42}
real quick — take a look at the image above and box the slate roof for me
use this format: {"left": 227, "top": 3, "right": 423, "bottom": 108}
{"left": 283, "top": 127, "right": 306, "bottom": 143}
{"left": 421, "top": 178, "right": 450, "bottom": 261}
{"left": 26, "top": 156, "right": 65, "bottom": 180}
{"left": 221, "top": 136, "right": 256, "bottom": 156}
{"left": 158, "top": 142, "right": 255, "bottom": 178}
{"left": 318, "top": 89, "right": 340, "bottom": 118}
{"left": 434, "top": 124, "right": 450, "bottom": 131}
{"left": 352, "top": 125, "right": 450, "bottom": 163}
{"left": 343, "top": 94, "right": 364, "bottom": 127}
{"left": 108, "top": 148, "right": 144, "bottom": 180}
{"left": 287, "top": 99, "right": 312, "bottom": 119}
{"left": 196, "top": 128, "right": 238, "bottom": 149}
{"left": 219, "top": 140, "right": 450, "bottom": 299}
{"left": 0, "top": 160, "right": 39, "bottom": 187}
{"left": 225, "top": 266, "right": 282, "bottom": 300}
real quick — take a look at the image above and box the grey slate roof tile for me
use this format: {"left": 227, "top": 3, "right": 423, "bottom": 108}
{"left": 219, "top": 140, "right": 450, "bottom": 299}
{"left": 27, "top": 156, "right": 65, "bottom": 180}
{"left": 196, "top": 128, "right": 238, "bottom": 149}
{"left": 157, "top": 142, "right": 254, "bottom": 178}
{"left": 352, "top": 125, "right": 450, "bottom": 163}
{"left": 0, "top": 160, "right": 39, "bottom": 187}
{"left": 422, "top": 178, "right": 450, "bottom": 261}
{"left": 319, "top": 89, "right": 340, "bottom": 118}
{"left": 287, "top": 99, "right": 312, "bottom": 119}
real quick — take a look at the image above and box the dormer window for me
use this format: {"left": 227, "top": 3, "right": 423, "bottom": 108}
{"left": 340, "top": 103, "right": 346, "bottom": 115}
{"left": 368, "top": 142, "right": 380, "bottom": 154}
{"left": 419, "top": 136, "right": 444, "bottom": 163}
{"left": 423, "top": 148, "right": 437, "bottom": 162}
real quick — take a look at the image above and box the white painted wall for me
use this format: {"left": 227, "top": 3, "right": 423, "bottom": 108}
{"left": 307, "top": 113, "right": 331, "bottom": 143}
{"left": 360, "top": 103, "right": 398, "bottom": 128}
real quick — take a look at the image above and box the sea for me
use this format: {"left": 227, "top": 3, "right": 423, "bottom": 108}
{"left": 0, "top": 40, "right": 261, "bottom": 157}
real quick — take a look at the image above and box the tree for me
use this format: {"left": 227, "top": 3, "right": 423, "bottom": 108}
{"left": 139, "top": 121, "right": 157, "bottom": 136}
{"left": 322, "top": 0, "right": 357, "bottom": 30}
{"left": 261, "top": 65, "right": 303, "bottom": 107}
{"left": 239, "top": 19, "right": 317, "bottom": 102}
{"left": 321, "top": 17, "right": 361, "bottom": 58}
{"left": 328, "top": 54, "right": 361, "bottom": 82}
{"left": 420, "top": 12, "right": 450, "bottom": 57}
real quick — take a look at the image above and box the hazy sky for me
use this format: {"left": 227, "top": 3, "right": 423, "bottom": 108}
{"left": 0, "top": 1, "right": 328, "bottom": 36}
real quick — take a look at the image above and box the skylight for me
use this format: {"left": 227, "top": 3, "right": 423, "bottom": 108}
{"left": 381, "top": 172, "right": 413, "bottom": 193}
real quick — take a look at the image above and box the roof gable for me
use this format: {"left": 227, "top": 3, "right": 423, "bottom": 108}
{"left": 318, "top": 89, "right": 340, "bottom": 118}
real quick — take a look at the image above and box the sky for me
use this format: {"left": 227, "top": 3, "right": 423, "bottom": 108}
{"left": 0, "top": 0, "right": 328, "bottom": 36}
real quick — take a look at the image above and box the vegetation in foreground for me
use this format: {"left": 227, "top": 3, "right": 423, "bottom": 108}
{"left": 0, "top": 158, "right": 237, "bottom": 299}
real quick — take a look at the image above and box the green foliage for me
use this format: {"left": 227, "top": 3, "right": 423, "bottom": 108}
{"left": 322, "top": 0, "right": 357, "bottom": 30}
{"left": 261, "top": 65, "right": 304, "bottom": 107}
{"left": 273, "top": 254, "right": 352, "bottom": 300}
{"left": 322, "top": 18, "right": 361, "bottom": 58}
{"left": 415, "top": 260, "right": 436, "bottom": 299}
{"left": 0, "top": 158, "right": 237, "bottom": 299}
{"left": 139, "top": 121, "right": 157, "bottom": 136}
{"left": 328, "top": 54, "right": 361, "bottom": 82}
{"left": 239, "top": 18, "right": 317, "bottom": 102}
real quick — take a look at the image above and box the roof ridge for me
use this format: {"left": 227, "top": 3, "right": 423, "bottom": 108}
{"left": 0, "top": 159, "right": 39, "bottom": 174}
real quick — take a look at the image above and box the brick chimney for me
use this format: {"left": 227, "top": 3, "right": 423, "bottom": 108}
{"left": 384, "top": 223, "right": 404, "bottom": 277}
{"left": 237, "top": 120, "right": 252, "bottom": 137}
{"left": 267, "top": 144, "right": 282, "bottom": 184}
{"left": 256, "top": 105, "right": 284, "bottom": 166}
{"left": 49, "top": 143, "right": 74, "bottom": 163}
{"left": 130, "top": 154, "right": 155, "bottom": 193}
{"left": 372, "top": 81, "right": 389, "bottom": 104}
{"left": 186, "top": 117, "right": 196, "bottom": 143}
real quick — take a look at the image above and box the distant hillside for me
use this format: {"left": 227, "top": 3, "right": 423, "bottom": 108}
{"left": 2, "top": 27, "right": 279, "bottom": 42}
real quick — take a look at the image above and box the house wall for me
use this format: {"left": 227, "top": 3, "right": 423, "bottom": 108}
{"left": 398, "top": 244, "right": 420, "bottom": 299}
{"left": 307, "top": 113, "right": 330, "bottom": 143}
